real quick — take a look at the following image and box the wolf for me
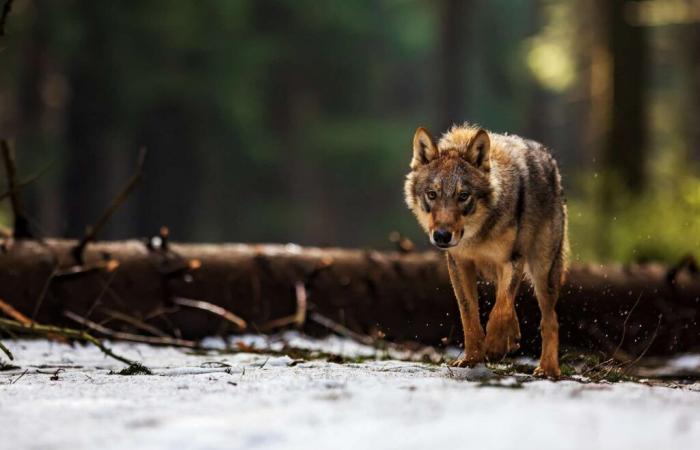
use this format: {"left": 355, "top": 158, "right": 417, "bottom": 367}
{"left": 404, "top": 123, "right": 568, "bottom": 378}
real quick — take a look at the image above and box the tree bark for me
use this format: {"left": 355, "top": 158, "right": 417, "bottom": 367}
{"left": 437, "top": 0, "right": 468, "bottom": 131}
{"left": 599, "top": 0, "right": 648, "bottom": 192}
{"left": 0, "top": 239, "right": 697, "bottom": 357}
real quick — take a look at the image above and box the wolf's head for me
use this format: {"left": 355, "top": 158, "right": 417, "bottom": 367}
{"left": 404, "top": 126, "right": 493, "bottom": 250}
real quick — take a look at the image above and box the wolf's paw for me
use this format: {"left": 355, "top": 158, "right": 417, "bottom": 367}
{"left": 484, "top": 313, "right": 521, "bottom": 360}
{"left": 449, "top": 353, "right": 484, "bottom": 368}
{"left": 533, "top": 363, "right": 561, "bottom": 379}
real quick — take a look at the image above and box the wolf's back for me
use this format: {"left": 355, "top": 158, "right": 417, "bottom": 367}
{"left": 493, "top": 133, "right": 569, "bottom": 285}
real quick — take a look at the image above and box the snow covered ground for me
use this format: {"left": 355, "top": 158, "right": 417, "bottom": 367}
{"left": 1, "top": 335, "right": 699, "bottom": 450}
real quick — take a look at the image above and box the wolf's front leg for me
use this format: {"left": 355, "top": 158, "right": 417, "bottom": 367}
{"left": 446, "top": 254, "right": 485, "bottom": 367}
{"left": 485, "top": 261, "right": 523, "bottom": 360}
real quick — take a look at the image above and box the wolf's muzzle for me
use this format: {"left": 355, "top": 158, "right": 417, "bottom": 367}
{"left": 431, "top": 229, "right": 458, "bottom": 249}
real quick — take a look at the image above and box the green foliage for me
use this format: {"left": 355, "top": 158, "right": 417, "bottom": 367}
{"left": 569, "top": 166, "right": 700, "bottom": 263}
{"left": 0, "top": 0, "right": 696, "bottom": 260}
{"left": 1, "top": 0, "right": 550, "bottom": 246}
{"left": 559, "top": 363, "right": 576, "bottom": 377}
{"left": 0, "top": 206, "right": 9, "bottom": 231}
{"left": 523, "top": 1, "right": 578, "bottom": 92}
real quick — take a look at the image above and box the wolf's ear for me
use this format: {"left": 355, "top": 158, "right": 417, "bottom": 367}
{"left": 411, "top": 127, "right": 438, "bottom": 170}
{"left": 463, "top": 129, "right": 491, "bottom": 171}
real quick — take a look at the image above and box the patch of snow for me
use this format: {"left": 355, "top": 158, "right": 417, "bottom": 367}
{"left": 669, "top": 354, "right": 700, "bottom": 371}
{"left": 0, "top": 339, "right": 698, "bottom": 450}
{"left": 272, "top": 331, "right": 379, "bottom": 358}
{"left": 442, "top": 364, "right": 495, "bottom": 381}
{"left": 154, "top": 367, "right": 239, "bottom": 376}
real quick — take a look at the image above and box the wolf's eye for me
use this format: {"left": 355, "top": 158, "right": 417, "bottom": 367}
{"left": 426, "top": 190, "right": 437, "bottom": 200}
{"left": 458, "top": 192, "right": 470, "bottom": 202}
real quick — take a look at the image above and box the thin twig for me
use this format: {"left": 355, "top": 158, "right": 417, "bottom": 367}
{"left": 0, "top": 159, "right": 56, "bottom": 202}
{"left": 143, "top": 305, "right": 180, "bottom": 321}
{"left": 31, "top": 266, "right": 58, "bottom": 322}
{"left": 623, "top": 314, "right": 663, "bottom": 372}
{"left": 0, "top": 340, "right": 13, "bottom": 360}
{"left": 101, "top": 308, "right": 172, "bottom": 338}
{"left": 261, "top": 281, "right": 308, "bottom": 331}
{"left": 142, "top": 306, "right": 183, "bottom": 338}
{"left": 583, "top": 313, "right": 664, "bottom": 381}
{"left": 0, "top": 0, "right": 14, "bottom": 37}
{"left": 72, "top": 148, "right": 146, "bottom": 264}
{"left": 172, "top": 297, "right": 247, "bottom": 331}
{"left": 10, "top": 369, "right": 28, "bottom": 384}
{"left": 54, "top": 260, "right": 118, "bottom": 280}
{"left": 612, "top": 291, "right": 643, "bottom": 362}
{"left": 64, "top": 310, "right": 198, "bottom": 348}
{"left": 308, "top": 311, "right": 375, "bottom": 346}
{"left": 1, "top": 139, "right": 32, "bottom": 238}
{"left": 0, "top": 317, "right": 137, "bottom": 366}
{"left": 82, "top": 269, "right": 119, "bottom": 322}
{"left": 0, "top": 297, "right": 68, "bottom": 345}
{"left": 0, "top": 297, "right": 31, "bottom": 325}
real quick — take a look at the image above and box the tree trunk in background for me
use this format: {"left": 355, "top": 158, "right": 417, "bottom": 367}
{"left": 600, "top": 0, "right": 648, "bottom": 193}
{"left": 135, "top": 102, "right": 203, "bottom": 240}
{"left": 586, "top": 0, "right": 649, "bottom": 260}
{"left": 63, "top": 1, "right": 116, "bottom": 238}
{"left": 525, "top": 0, "right": 547, "bottom": 145}
{"left": 61, "top": 2, "right": 142, "bottom": 241}
{"left": 16, "top": 5, "right": 45, "bottom": 139}
{"left": 438, "top": 0, "right": 468, "bottom": 132}
{"left": 12, "top": 1, "right": 63, "bottom": 237}
{"left": 255, "top": 2, "right": 332, "bottom": 246}
{"left": 13, "top": 4, "right": 39, "bottom": 232}
{"left": 582, "top": 0, "right": 609, "bottom": 165}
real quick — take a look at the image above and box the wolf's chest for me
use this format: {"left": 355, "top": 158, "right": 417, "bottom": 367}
{"left": 452, "top": 227, "right": 516, "bottom": 266}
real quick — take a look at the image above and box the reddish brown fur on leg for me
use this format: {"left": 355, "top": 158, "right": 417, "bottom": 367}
{"left": 447, "top": 255, "right": 485, "bottom": 367}
{"left": 534, "top": 302, "right": 561, "bottom": 378}
{"left": 484, "top": 302, "right": 520, "bottom": 361}
{"left": 459, "top": 320, "right": 485, "bottom": 366}
{"left": 484, "top": 263, "right": 522, "bottom": 360}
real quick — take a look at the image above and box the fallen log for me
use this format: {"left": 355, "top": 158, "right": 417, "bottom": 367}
{"left": 0, "top": 239, "right": 698, "bottom": 357}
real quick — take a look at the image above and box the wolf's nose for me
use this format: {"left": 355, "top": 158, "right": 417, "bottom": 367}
{"left": 433, "top": 229, "right": 453, "bottom": 246}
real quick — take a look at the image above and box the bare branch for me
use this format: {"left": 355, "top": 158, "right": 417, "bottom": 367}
{"left": 308, "top": 311, "right": 375, "bottom": 346}
{"left": 623, "top": 314, "right": 663, "bottom": 372}
{"left": 0, "top": 158, "right": 56, "bottom": 203}
{"left": 0, "top": 317, "right": 137, "bottom": 366}
{"left": 0, "top": 297, "right": 31, "bottom": 325}
{"left": 82, "top": 269, "right": 118, "bottom": 322}
{"left": 0, "top": 339, "right": 13, "bottom": 360}
{"left": 261, "top": 281, "right": 307, "bottom": 331}
{"left": 72, "top": 148, "right": 146, "bottom": 264}
{"left": 172, "top": 297, "right": 247, "bottom": 331}
{"left": 611, "top": 291, "right": 643, "bottom": 362}
{"left": 101, "top": 308, "right": 172, "bottom": 338}
{"left": 31, "top": 267, "right": 58, "bottom": 322}
{"left": 1, "top": 296, "right": 66, "bottom": 342}
{"left": 64, "top": 310, "right": 198, "bottom": 348}
{"left": 10, "top": 369, "right": 27, "bottom": 384}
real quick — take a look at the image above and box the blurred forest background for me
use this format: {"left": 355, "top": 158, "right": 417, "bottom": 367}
{"left": 1, "top": 0, "right": 699, "bottom": 263}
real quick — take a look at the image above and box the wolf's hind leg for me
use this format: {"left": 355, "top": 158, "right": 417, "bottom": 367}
{"left": 484, "top": 260, "right": 523, "bottom": 360}
{"left": 446, "top": 254, "right": 485, "bottom": 367}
